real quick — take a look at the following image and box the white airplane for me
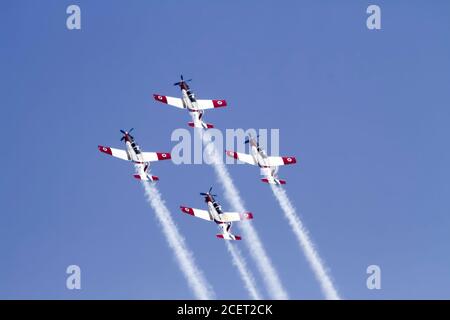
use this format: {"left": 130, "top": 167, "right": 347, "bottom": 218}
{"left": 98, "top": 128, "right": 171, "bottom": 182}
{"left": 226, "top": 134, "right": 297, "bottom": 185}
{"left": 180, "top": 188, "right": 253, "bottom": 241}
{"left": 153, "top": 75, "right": 227, "bottom": 129}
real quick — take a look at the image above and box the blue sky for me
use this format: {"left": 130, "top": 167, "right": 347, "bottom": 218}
{"left": 1, "top": 0, "right": 449, "bottom": 299}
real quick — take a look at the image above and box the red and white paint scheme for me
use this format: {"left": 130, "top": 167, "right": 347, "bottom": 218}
{"left": 226, "top": 134, "right": 297, "bottom": 185}
{"left": 180, "top": 187, "right": 253, "bottom": 241}
{"left": 153, "top": 75, "right": 227, "bottom": 129}
{"left": 98, "top": 128, "right": 171, "bottom": 182}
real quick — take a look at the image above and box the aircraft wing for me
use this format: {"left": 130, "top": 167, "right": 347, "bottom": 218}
{"left": 153, "top": 94, "right": 184, "bottom": 109}
{"left": 141, "top": 152, "right": 172, "bottom": 162}
{"left": 265, "top": 156, "right": 297, "bottom": 166}
{"left": 180, "top": 206, "right": 213, "bottom": 221}
{"left": 226, "top": 151, "right": 257, "bottom": 165}
{"left": 219, "top": 212, "right": 253, "bottom": 223}
{"left": 195, "top": 99, "right": 227, "bottom": 110}
{"left": 98, "top": 146, "right": 130, "bottom": 161}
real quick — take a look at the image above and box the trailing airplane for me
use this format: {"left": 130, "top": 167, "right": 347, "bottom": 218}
{"left": 226, "top": 134, "right": 297, "bottom": 185}
{"left": 98, "top": 128, "right": 171, "bottom": 182}
{"left": 153, "top": 75, "right": 227, "bottom": 129}
{"left": 180, "top": 187, "right": 253, "bottom": 240}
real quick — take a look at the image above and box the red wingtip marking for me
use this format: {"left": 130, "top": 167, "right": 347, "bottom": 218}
{"left": 279, "top": 180, "right": 287, "bottom": 185}
{"left": 212, "top": 100, "right": 227, "bottom": 108}
{"left": 216, "top": 234, "right": 224, "bottom": 239}
{"left": 133, "top": 174, "right": 141, "bottom": 180}
{"left": 243, "top": 212, "right": 253, "bottom": 220}
{"left": 226, "top": 151, "right": 238, "bottom": 159}
{"left": 151, "top": 176, "right": 159, "bottom": 181}
{"left": 156, "top": 152, "right": 171, "bottom": 160}
{"left": 98, "top": 145, "right": 112, "bottom": 155}
{"left": 261, "top": 178, "right": 269, "bottom": 183}
{"left": 234, "top": 236, "right": 242, "bottom": 240}
{"left": 188, "top": 122, "right": 195, "bottom": 128}
{"left": 282, "top": 157, "right": 297, "bottom": 164}
{"left": 206, "top": 123, "right": 214, "bottom": 129}
{"left": 180, "top": 206, "right": 194, "bottom": 215}
{"left": 153, "top": 94, "right": 167, "bottom": 104}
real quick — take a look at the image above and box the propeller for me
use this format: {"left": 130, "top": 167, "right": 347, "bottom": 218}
{"left": 244, "top": 134, "right": 259, "bottom": 144}
{"left": 174, "top": 74, "right": 192, "bottom": 86}
{"left": 120, "top": 128, "right": 134, "bottom": 141}
{"left": 200, "top": 187, "right": 217, "bottom": 197}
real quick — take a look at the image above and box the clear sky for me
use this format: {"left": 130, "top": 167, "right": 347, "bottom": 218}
{"left": 1, "top": 0, "right": 449, "bottom": 299}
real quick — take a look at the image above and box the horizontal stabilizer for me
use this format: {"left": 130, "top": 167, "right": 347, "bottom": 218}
{"left": 261, "top": 178, "right": 286, "bottom": 185}
{"left": 133, "top": 174, "right": 159, "bottom": 182}
{"left": 188, "top": 122, "right": 214, "bottom": 129}
{"left": 216, "top": 234, "right": 242, "bottom": 241}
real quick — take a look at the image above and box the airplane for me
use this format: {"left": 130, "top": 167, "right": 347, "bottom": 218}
{"left": 153, "top": 75, "right": 227, "bottom": 129}
{"left": 180, "top": 187, "right": 253, "bottom": 240}
{"left": 98, "top": 128, "right": 171, "bottom": 182}
{"left": 226, "top": 134, "right": 297, "bottom": 185}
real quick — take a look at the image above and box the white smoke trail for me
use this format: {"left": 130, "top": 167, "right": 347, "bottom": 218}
{"left": 140, "top": 180, "right": 215, "bottom": 299}
{"left": 225, "top": 241, "right": 262, "bottom": 300}
{"left": 270, "top": 184, "right": 340, "bottom": 300}
{"left": 200, "top": 128, "right": 289, "bottom": 299}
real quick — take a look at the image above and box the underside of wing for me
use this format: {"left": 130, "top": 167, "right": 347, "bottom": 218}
{"left": 153, "top": 94, "right": 184, "bottom": 109}
{"left": 98, "top": 146, "right": 130, "bottom": 161}
{"left": 141, "top": 152, "right": 172, "bottom": 162}
{"left": 195, "top": 99, "right": 227, "bottom": 110}
{"left": 180, "top": 206, "right": 213, "bottom": 221}
{"left": 219, "top": 212, "right": 253, "bottom": 222}
{"left": 265, "top": 156, "right": 297, "bottom": 166}
{"left": 226, "top": 151, "right": 257, "bottom": 165}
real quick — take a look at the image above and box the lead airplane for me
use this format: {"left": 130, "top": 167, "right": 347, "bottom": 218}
{"left": 98, "top": 129, "right": 171, "bottom": 182}
{"left": 180, "top": 188, "right": 253, "bottom": 240}
{"left": 226, "top": 134, "right": 297, "bottom": 185}
{"left": 153, "top": 75, "right": 227, "bottom": 129}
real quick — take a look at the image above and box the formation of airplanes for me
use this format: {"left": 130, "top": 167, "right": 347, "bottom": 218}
{"left": 98, "top": 76, "right": 297, "bottom": 240}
